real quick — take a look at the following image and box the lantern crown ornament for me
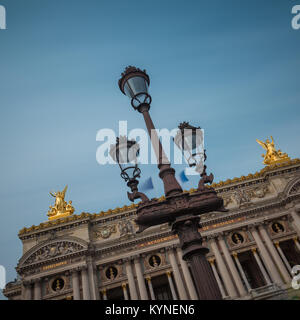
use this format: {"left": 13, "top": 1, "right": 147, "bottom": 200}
{"left": 118, "top": 66, "right": 152, "bottom": 111}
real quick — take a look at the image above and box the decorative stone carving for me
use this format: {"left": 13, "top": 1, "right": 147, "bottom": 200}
{"left": 234, "top": 189, "right": 252, "bottom": 207}
{"left": 118, "top": 219, "right": 135, "bottom": 238}
{"left": 269, "top": 220, "right": 287, "bottom": 235}
{"left": 49, "top": 275, "right": 68, "bottom": 294}
{"left": 24, "top": 241, "right": 85, "bottom": 265}
{"left": 100, "top": 264, "right": 123, "bottom": 282}
{"left": 105, "top": 266, "right": 118, "bottom": 280}
{"left": 144, "top": 252, "right": 166, "bottom": 271}
{"left": 250, "top": 185, "right": 270, "bottom": 199}
{"left": 222, "top": 195, "right": 233, "bottom": 207}
{"left": 227, "top": 230, "right": 249, "bottom": 248}
{"left": 289, "top": 181, "right": 300, "bottom": 195}
{"left": 94, "top": 225, "right": 117, "bottom": 239}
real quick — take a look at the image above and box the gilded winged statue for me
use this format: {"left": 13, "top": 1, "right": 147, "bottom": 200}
{"left": 50, "top": 185, "right": 68, "bottom": 212}
{"left": 48, "top": 185, "right": 74, "bottom": 220}
{"left": 256, "top": 136, "right": 290, "bottom": 165}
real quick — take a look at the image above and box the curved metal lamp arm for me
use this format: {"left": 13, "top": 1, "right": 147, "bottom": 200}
{"left": 198, "top": 165, "right": 214, "bottom": 192}
{"left": 126, "top": 178, "right": 149, "bottom": 204}
{"left": 127, "top": 190, "right": 149, "bottom": 203}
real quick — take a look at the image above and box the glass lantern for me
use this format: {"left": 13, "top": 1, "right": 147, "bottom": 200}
{"left": 118, "top": 66, "right": 151, "bottom": 109}
{"left": 174, "top": 122, "right": 205, "bottom": 174}
{"left": 109, "top": 136, "right": 141, "bottom": 182}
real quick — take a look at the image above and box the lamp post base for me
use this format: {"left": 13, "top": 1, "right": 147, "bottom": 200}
{"left": 172, "top": 215, "right": 222, "bottom": 300}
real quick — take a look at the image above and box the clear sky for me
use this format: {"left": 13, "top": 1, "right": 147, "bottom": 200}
{"left": 0, "top": 0, "right": 299, "bottom": 299}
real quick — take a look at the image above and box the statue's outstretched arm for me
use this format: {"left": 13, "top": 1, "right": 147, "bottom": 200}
{"left": 50, "top": 192, "right": 56, "bottom": 198}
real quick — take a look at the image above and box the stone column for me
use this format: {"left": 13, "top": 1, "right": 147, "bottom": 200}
{"left": 208, "top": 258, "right": 227, "bottom": 298}
{"left": 87, "top": 259, "right": 99, "bottom": 300}
{"left": 167, "top": 248, "right": 188, "bottom": 300}
{"left": 33, "top": 278, "right": 42, "bottom": 300}
{"left": 209, "top": 237, "right": 238, "bottom": 298}
{"left": 101, "top": 288, "right": 107, "bottom": 300}
{"left": 275, "top": 242, "right": 292, "bottom": 272}
{"left": 134, "top": 257, "right": 148, "bottom": 300}
{"left": 71, "top": 269, "right": 81, "bottom": 300}
{"left": 124, "top": 259, "right": 138, "bottom": 300}
{"left": 176, "top": 248, "right": 198, "bottom": 300}
{"left": 166, "top": 271, "right": 178, "bottom": 300}
{"left": 23, "top": 280, "right": 32, "bottom": 300}
{"left": 250, "top": 225, "right": 283, "bottom": 285}
{"left": 251, "top": 248, "right": 272, "bottom": 285}
{"left": 146, "top": 277, "right": 156, "bottom": 300}
{"left": 218, "top": 235, "right": 247, "bottom": 297}
{"left": 258, "top": 224, "right": 291, "bottom": 283}
{"left": 81, "top": 266, "right": 91, "bottom": 300}
{"left": 232, "top": 252, "right": 251, "bottom": 292}
{"left": 293, "top": 237, "right": 300, "bottom": 251}
{"left": 290, "top": 206, "right": 300, "bottom": 236}
{"left": 122, "top": 283, "right": 129, "bottom": 300}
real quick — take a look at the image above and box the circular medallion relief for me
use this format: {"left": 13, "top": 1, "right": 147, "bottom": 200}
{"left": 51, "top": 277, "right": 65, "bottom": 292}
{"left": 149, "top": 255, "right": 161, "bottom": 268}
{"left": 105, "top": 266, "right": 118, "bottom": 280}
{"left": 232, "top": 233, "right": 244, "bottom": 245}
{"left": 272, "top": 222, "right": 284, "bottom": 233}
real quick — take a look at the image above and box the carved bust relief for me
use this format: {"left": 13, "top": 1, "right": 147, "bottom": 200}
{"left": 227, "top": 231, "right": 249, "bottom": 248}
{"left": 144, "top": 252, "right": 165, "bottom": 270}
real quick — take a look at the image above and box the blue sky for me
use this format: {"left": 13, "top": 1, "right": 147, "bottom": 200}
{"left": 0, "top": 0, "right": 299, "bottom": 299}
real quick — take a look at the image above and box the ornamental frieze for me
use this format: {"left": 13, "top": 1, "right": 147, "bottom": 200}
{"left": 23, "top": 241, "right": 85, "bottom": 266}
{"left": 118, "top": 219, "right": 136, "bottom": 238}
{"left": 93, "top": 225, "right": 117, "bottom": 239}
{"left": 250, "top": 185, "right": 270, "bottom": 199}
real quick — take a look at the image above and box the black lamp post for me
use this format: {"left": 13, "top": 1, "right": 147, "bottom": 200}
{"left": 111, "top": 66, "right": 227, "bottom": 300}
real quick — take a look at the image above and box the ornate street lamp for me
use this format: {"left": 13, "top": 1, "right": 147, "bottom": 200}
{"left": 113, "top": 66, "right": 227, "bottom": 300}
{"left": 119, "top": 66, "right": 182, "bottom": 197}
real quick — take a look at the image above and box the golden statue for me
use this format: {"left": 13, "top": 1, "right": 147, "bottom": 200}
{"left": 256, "top": 136, "right": 290, "bottom": 166}
{"left": 47, "top": 185, "right": 75, "bottom": 220}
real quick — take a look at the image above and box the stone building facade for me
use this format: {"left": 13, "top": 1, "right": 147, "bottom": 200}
{"left": 3, "top": 159, "right": 300, "bottom": 300}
